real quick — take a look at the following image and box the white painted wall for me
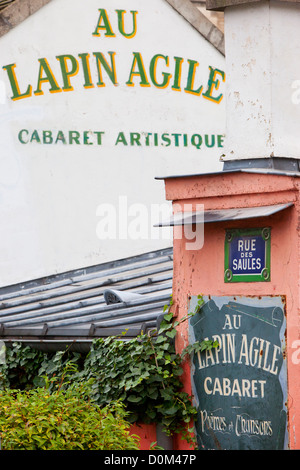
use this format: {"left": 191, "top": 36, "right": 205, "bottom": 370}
{"left": 224, "top": 0, "right": 300, "bottom": 161}
{"left": 0, "top": 0, "right": 225, "bottom": 287}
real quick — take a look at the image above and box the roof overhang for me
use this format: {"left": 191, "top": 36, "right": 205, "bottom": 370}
{"left": 155, "top": 168, "right": 300, "bottom": 181}
{"left": 155, "top": 203, "right": 294, "bottom": 227}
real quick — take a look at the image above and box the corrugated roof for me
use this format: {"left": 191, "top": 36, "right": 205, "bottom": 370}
{"left": 0, "top": 247, "right": 173, "bottom": 351}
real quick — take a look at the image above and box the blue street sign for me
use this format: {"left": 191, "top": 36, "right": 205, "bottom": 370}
{"left": 224, "top": 228, "right": 271, "bottom": 282}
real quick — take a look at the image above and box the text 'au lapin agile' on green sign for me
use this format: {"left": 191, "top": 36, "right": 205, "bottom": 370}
{"left": 224, "top": 228, "right": 271, "bottom": 283}
{"left": 189, "top": 295, "right": 288, "bottom": 450}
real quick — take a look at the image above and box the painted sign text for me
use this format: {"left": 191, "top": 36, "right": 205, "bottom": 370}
{"left": 2, "top": 9, "right": 225, "bottom": 103}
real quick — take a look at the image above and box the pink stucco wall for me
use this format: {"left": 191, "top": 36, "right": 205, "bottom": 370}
{"left": 129, "top": 423, "right": 157, "bottom": 450}
{"left": 163, "top": 171, "right": 300, "bottom": 450}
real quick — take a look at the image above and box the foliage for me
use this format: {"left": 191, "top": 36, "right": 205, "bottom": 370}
{"left": 0, "top": 294, "right": 219, "bottom": 448}
{"left": 73, "top": 332, "right": 197, "bottom": 443}
{"left": 0, "top": 386, "right": 140, "bottom": 450}
{"left": 0, "top": 343, "right": 82, "bottom": 391}
{"left": 182, "top": 338, "right": 220, "bottom": 358}
{"left": 0, "top": 342, "right": 45, "bottom": 390}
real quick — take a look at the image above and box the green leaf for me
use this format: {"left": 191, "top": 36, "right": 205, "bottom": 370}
{"left": 158, "top": 323, "right": 172, "bottom": 334}
{"left": 127, "top": 395, "right": 143, "bottom": 403}
{"left": 163, "top": 312, "right": 173, "bottom": 322}
{"left": 155, "top": 335, "right": 167, "bottom": 344}
{"left": 166, "top": 329, "right": 177, "bottom": 339}
{"left": 164, "top": 405, "right": 179, "bottom": 416}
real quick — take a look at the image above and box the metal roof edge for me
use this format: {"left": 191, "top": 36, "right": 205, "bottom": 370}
{"left": 155, "top": 202, "right": 294, "bottom": 226}
{"left": 0, "top": 0, "right": 52, "bottom": 38}
{"left": 164, "top": 0, "right": 225, "bottom": 55}
{"left": 0, "top": 246, "right": 173, "bottom": 297}
{"left": 155, "top": 168, "right": 300, "bottom": 180}
{"left": 155, "top": 169, "right": 238, "bottom": 180}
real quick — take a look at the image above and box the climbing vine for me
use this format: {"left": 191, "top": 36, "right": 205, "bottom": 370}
{"left": 0, "top": 295, "right": 218, "bottom": 448}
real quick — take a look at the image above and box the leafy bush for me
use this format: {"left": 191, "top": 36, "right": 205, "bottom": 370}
{"left": 0, "top": 321, "right": 198, "bottom": 443}
{"left": 0, "top": 386, "right": 140, "bottom": 450}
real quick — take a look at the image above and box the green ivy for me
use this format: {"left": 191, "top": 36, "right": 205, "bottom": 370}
{"left": 76, "top": 331, "right": 196, "bottom": 441}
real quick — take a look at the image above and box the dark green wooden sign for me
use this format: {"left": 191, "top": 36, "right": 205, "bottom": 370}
{"left": 189, "top": 295, "right": 287, "bottom": 450}
{"left": 224, "top": 227, "right": 271, "bottom": 282}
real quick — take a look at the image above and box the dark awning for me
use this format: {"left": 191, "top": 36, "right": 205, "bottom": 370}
{"left": 154, "top": 203, "right": 293, "bottom": 227}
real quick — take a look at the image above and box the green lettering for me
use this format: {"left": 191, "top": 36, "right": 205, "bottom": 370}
{"left": 116, "top": 10, "right": 138, "bottom": 38}
{"left": 149, "top": 54, "right": 171, "bottom": 89}
{"left": 145, "top": 133, "right": 152, "bottom": 146}
{"left": 115, "top": 132, "right": 128, "bottom": 146}
{"left": 172, "top": 57, "right": 183, "bottom": 91}
{"left": 126, "top": 52, "right": 150, "bottom": 87}
{"left": 2, "top": 63, "right": 32, "bottom": 100}
{"left": 205, "top": 134, "right": 215, "bottom": 148}
{"left": 18, "top": 129, "right": 29, "bottom": 144}
{"left": 217, "top": 134, "right": 224, "bottom": 147}
{"left": 161, "top": 133, "right": 171, "bottom": 147}
{"left": 94, "top": 131, "right": 105, "bottom": 145}
{"left": 202, "top": 66, "right": 225, "bottom": 103}
{"left": 184, "top": 60, "right": 202, "bottom": 96}
{"left": 55, "top": 131, "right": 66, "bottom": 144}
{"left": 83, "top": 131, "right": 93, "bottom": 145}
{"left": 92, "top": 9, "right": 116, "bottom": 37}
{"left": 69, "top": 131, "right": 80, "bottom": 144}
{"left": 30, "top": 130, "right": 41, "bottom": 143}
{"left": 172, "top": 133, "right": 181, "bottom": 147}
{"left": 93, "top": 52, "right": 118, "bottom": 86}
{"left": 56, "top": 55, "right": 79, "bottom": 91}
{"left": 43, "top": 130, "right": 53, "bottom": 144}
{"left": 130, "top": 132, "right": 141, "bottom": 146}
{"left": 78, "top": 53, "right": 94, "bottom": 89}
{"left": 191, "top": 134, "right": 202, "bottom": 149}
{"left": 34, "top": 58, "right": 61, "bottom": 95}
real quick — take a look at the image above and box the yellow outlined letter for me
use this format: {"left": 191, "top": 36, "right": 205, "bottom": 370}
{"left": 202, "top": 66, "right": 225, "bottom": 103}
{"left": 116, "top": 10, "right": 138, "bottom": 38}
{"left": 126, "top": 52, "right": 150, "bottom": 87}
{"left": 92, "top": 9, "right": 116, "bottom": 37}
{"left": 149, "top": 54, "right": 172, "bottom": 89}
{"left": 2, "top": 63, "right": 32, "bottom": 101}
{"left": 93, "top": 52, "right": 118, "bottom": 87}
{"left": 56, "top": 55, "right": 79, "bottom": 91}
{"left": 34, "top": 58, "right": 61, "bottom": 95}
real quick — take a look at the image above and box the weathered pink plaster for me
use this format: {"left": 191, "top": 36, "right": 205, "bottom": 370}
{"left": 162, "top": 171, "right": 300, "bottom": 450}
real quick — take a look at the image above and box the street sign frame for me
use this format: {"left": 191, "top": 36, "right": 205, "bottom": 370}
{"left": 224, "top": 227, "right": 271, "bottom": 283}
